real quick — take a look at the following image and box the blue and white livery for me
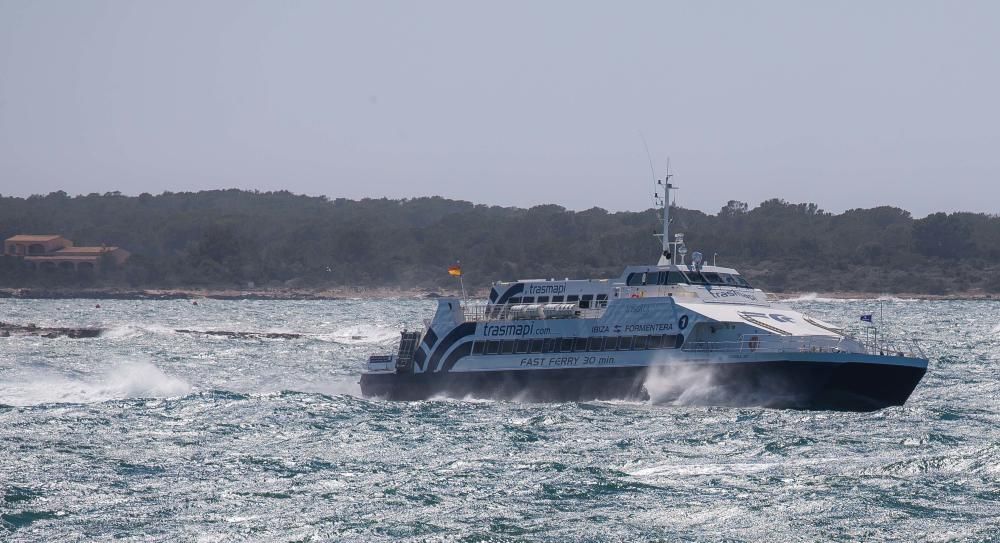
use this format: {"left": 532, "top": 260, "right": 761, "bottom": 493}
{"left": 361, "top": 174, "right": 928, "bottom": 410}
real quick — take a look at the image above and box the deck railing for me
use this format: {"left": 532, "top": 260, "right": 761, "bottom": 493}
{"left": 681, "top": 335, "right": 857, "bottom": 355}
{"left": 681, "top": 334, "right": 923, "bottom": 358}
{"left": 461, "top": 302, "right": 606, "bottom": 323}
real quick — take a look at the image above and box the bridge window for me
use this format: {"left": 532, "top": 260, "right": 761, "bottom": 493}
{"left": 684, "top": 271, "right": 707, "bottom": 284}
{"left": 626, "top": 273, "right": 645, "bottom": 286}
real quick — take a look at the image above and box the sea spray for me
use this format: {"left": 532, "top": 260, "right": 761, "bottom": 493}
{"left": 0, "top": 360, "right": 191, "bottom": 406}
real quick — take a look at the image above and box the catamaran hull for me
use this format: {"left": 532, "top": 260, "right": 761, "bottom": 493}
{"left": 360, "top": 359, "right": 927, "bottom": 411}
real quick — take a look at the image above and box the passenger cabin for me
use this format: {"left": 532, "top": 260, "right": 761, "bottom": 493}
{"left": 485, "top": 264, "right": 761, "bottom": 313}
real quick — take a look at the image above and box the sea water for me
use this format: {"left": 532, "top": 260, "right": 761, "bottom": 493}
{"left": 1, "top": 298, "right": 998, "bottom": 541}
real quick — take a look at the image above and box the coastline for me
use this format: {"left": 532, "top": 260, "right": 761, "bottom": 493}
{"left": 0, "top": 286, "right": 995, "bottom": 301}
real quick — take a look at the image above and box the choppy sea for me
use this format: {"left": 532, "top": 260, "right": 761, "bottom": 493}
{"left": 1, "top": 297, "right": 998, "bottom": 542}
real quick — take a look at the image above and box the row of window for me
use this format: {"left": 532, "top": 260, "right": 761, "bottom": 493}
{"left": 507, "top": 293, "right": 609, "bottom": 309}
{"left": 470, "top": 334, "right": 683, "bottom": 356}
{"left": 626, "top": 270, "right": 753, "bottom": 288}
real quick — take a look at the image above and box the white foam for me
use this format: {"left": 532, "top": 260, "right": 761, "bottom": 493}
{"left": 320, "top": 324, "right": 399, "bottom": 345}
{"left": 101, "top": 323, "right": 178, "bottom": 340}
{"left": 992, "top": 323, "right": 1000, "bottom": 334}
{"left": 0, "top": 361, "right": 191, "bottom": 406}
{"left": 783, "top": 293, "right": 857, "bottom": 303}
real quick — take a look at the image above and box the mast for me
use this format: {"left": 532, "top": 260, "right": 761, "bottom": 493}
{"left": 656, "top": 169, "right": 674, "bottom": 266}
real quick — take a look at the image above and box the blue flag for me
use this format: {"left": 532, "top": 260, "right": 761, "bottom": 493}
{"left": 860, "top": 314, "right": 873, "bottom": 323}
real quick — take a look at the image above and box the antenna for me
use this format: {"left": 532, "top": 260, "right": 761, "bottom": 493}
{"left": 655, "top": 158, "right": 676, "bottom": 266}
{"left": 639, "top": 131, "right": 656, "bottom": 181}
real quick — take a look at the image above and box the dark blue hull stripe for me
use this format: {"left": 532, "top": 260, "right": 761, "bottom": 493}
{"left": 426, "top": 322, "right": 477, "bottom": 373}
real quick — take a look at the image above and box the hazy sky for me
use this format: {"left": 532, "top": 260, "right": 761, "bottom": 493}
{"left": 1, "top": 1, "right": 997, "bottom": 216}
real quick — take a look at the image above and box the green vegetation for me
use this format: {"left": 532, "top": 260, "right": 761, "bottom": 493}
{"left": 1, "top": 190, "right": 998, "bottom": 294}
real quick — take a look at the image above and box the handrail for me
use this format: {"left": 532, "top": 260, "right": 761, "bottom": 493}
{"left": 681, "top": 335, "right": 858, "bottom": 355}
{"left": 461, "top": 302, "right": 606, "bottom": 323}
{"left": 681, "top": 334, "right": 923, "bottom": 358}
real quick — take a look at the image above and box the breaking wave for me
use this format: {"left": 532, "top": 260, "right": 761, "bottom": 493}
{"left": 0, "top": 361, "right": 191, "bottom": 406}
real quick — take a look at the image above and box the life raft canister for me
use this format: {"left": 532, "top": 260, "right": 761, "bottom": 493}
{"left": 748, "top": 335, "right": 760, "bottom": 352}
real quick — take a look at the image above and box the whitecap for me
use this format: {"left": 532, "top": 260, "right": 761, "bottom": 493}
{"left": 0, "top": 360, "right": 191, "bottom": 406}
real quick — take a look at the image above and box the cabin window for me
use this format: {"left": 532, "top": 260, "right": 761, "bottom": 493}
{"left": 579, "top": 294, "right": 594, "bottom": 310}
{"left": 671, "top": 271, "right": 683, "bottom": 284}
{"left": 733, "top": 275, "right": 752, "bottom": 288}
{"left": 529, "top": 339, "right": 543, "bottom": 353}
{"left": 703, "top": 272, "right": 724, "bottom": 284}
{"left": 542, "top": 338, "right": 555, "bottom": 352}
{"left": 487, "top": 341, "right": 500, "bottom": 355}
{"left": 646, "top": 335, "right": 662, "bottom": 349}
{"left": 514, "top": 340, "right": 529, "bottom": 354}
{"left": 604, "top": 336, "right": 619, "bottom": 350}
{"left": 664, "top": 334, "right": 681, "bottom": 348}
{"left": 633, "top": 336, "right": 647, "bottom": 350}
{"left": 619, "top": 336, "right": 633, "bottom": 350}
{"left": 596, "top": 294, "right": 607, "bottom": 301}
{"left": 521, "top": 296, "right": 534, "bottom": 303}
{"left": 559, "top": 338, "right": 574, "bottom": 352}
{"left": 551, "top": 295, "right": 564, "bottom": 302}
{"left": 587, "top": 337, "right": 604, "bottom": 351}
{"left": 567, "top": 295, "right": 579, "bottom": 302}
{"left": 536, "top": 296, "right": 549, "bottom": 303}
{"left": 509, "top": 297, "right": 522, "bottom": 304}
{"left": 501, "top": 341, "right": 515, "bottom": 354}
{"left": 472, "top": 341, "right": 485, "bottom": 355}
{"left": 573, "top": 338, "right": 588, "bottom": 352}
{"left": 684, "top": 271, "right": 707, "bottom": 284}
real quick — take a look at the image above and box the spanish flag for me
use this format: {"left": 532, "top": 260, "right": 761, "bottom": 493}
{"left": 448, "top": 265, "right": 462, "bottom": 277}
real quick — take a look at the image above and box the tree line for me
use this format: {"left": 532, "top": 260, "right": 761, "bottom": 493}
{"left": 0, "top": 190, "right": 997, "bottom": 294}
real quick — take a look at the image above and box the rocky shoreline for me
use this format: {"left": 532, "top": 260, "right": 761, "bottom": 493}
{"left": 0, "top": 320, "right": 307, "bottom": 340}
{"left": 0, "top": 287, "right": 459, "bottom": 301}
{"left": 0, "top": 286, "right": 994, "bottom": 301}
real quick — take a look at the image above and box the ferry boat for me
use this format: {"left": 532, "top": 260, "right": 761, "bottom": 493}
{"left": 360, "top": 174, "right": 928, "bottom": 410}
